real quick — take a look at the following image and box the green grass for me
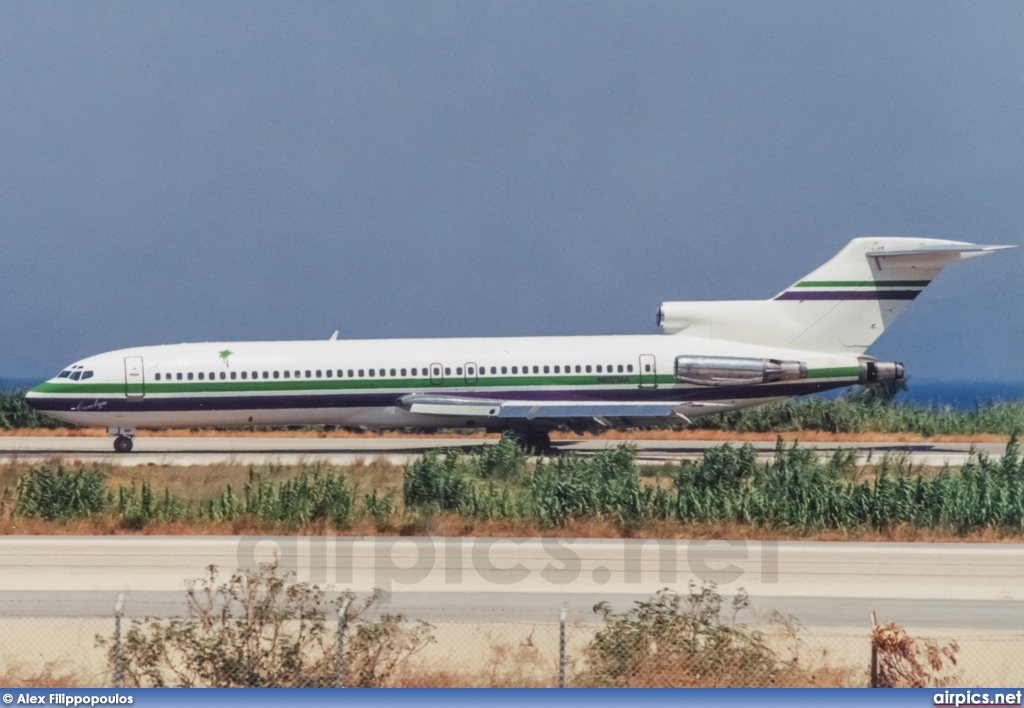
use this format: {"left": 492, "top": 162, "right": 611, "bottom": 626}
{"left": 4, "top": 435, "right": 1024, "bottom": 537}
{"left": 685, "top": 386, "right": 1024, "bottom": 436}
{"left": 0, "top": 390, "right": 63, "bottom": 429}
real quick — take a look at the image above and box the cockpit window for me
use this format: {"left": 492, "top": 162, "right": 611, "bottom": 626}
{"left": 57, "top": 371, "right": 71, "bottom": 379}
{"left": 81, "top": 371, "right": 94, "bottom": 380}
{"left": 69, "top": 371, "right": 82, "bottom": 381}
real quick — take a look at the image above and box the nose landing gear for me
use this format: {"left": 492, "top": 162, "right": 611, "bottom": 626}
{"left": 107, "top": 427, "right": 137, "bottom": 453}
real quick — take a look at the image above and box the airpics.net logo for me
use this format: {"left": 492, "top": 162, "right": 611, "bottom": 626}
{"left": 933, "top": 691, "right": 1023, "bottom": 706}
{"left": 234, "top": 537, "right": 779, "bottom": 596}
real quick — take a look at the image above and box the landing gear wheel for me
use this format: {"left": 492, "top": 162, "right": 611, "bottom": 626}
{"left": 113, "top": 435, "right": 134, "bottom": 453}
{"left": 507, "top": 430, "right": 553, "bottom": 455}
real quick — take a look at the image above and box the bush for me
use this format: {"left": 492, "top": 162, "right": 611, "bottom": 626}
{"left": 100, "top": 563, "right": 433, "bottom": 688}
{"left": 403, "top": 449, "right": 472, "bottom": 511}
{"left": 15, "top": 466, "right": 107, "bottom": 520}
{"left": 0, "top": 390, "right": 64, "bottom": 429}
{"left": 200, "top": 465, "right": 354, "bottom": 528}
{"left": 580, "top": 583, "right": 801, "bottom": 687}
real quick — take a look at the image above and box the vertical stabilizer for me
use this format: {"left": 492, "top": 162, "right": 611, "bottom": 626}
{"left": 658, "top": 237, "right": 1012, "bottom": 353}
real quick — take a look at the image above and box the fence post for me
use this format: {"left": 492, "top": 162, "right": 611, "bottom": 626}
{"left": 558, "top": 605, "right": 567, "bottom": 688}
{"left": 113, "top": 593, "right": 125, "bottom": 689}
{"left": 336, "top": 597, "right": 352, "bottom": 688}
{"left": 870, "top": 611, "right": 878, "bottom": 688}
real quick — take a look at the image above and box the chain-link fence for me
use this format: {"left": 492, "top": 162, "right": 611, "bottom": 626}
{"left": 1, "top": 601, "right": 1022, "bottom": 688}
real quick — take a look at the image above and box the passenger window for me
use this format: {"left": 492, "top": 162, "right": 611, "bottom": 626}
{"left": 155, "top": 373, "right": 161, "bottom": 381}
{"left": 596, "top": 365, "right": 602, "bottom": 373}
{"left": 199, "top": 373, "right": 205, "bottom": 380}
{"left": 575, "top": 365, "right": 581, "bottom": 373}
{"left": 511, "top": 366, "right": 518, "bottom": 374}
{"left": 230, "top": 372, "right": 237, "bottom": 380}
{"left": 369, "top": 369, "right": 375, "bottom": 377}
{"left": 553, "top": 366, "right": 559, "bottom": 374}
{"left": 543, "top": 365, "right": 549, "bottom": 373}
{"left": 617, "top": 365, "right": 623, "bottom": 373}
{"left": 401, "top": 368, "right": 407, "bottom": 376}
{"left": 274, "top": 371, "right": 280, "bottom": 379}
{"left": 177, "top": 373, "right": 183, "bottom": 381}
{"left": 490, "top": 367, "right": 497, "bottom": 374}
{"left": 390, "top": 369, "right": 396, "bottom": 376}
{"left": 444, "top": 367, "right": 450, "bottom": 375}
{"left": 358, "top": 369, "right": 364, "bottom": 377}
{"left": 645, "top": 364, "right": 651, "bottom": 372}
{"left": 325, "top": 370, "right": 331, "bottom": 378}
{"left": 241, "top": 372, "right": 247, "bottom": 380}
{"left": 627, "top": 364, "right": 633, "bottom": 372}
{"left": 585, "top": 365, "right": 591, "bottom": 373}
{"left": 187, "top": 373, "right": 194, "bottom": 381}
{"left": 263, "top": 372, "right": 269, "bottom": 379}
{"left": 411, "top": 368, "right": 417, "bottom": 376}
{"left": 305, "top": 370, "right": 311, "bottom": 378}
{"left": 348, "top": 370, "right": 354, "bottom": 377}
{"left": 457, "top": 367, "right": 463, "bottom": 375}
{"left": 501, "top": 366, "right": 507, "bottom": 374}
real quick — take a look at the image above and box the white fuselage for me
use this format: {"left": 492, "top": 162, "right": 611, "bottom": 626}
{"left": 26, "top": 333, "right": 865, "bottom": 432}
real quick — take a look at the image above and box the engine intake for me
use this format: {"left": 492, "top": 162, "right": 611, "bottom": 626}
{"left": 674, "top": 356, "right": 807, "bottom": 386}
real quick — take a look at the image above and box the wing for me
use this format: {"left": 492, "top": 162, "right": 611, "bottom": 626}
{"left": 398, "top": 393, "right": 725, "bottom": 422}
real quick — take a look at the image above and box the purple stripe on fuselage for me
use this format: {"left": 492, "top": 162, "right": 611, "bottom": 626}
{"left": 775, "top": 290, "right": 920, "bottom": 301}
{"left": 26, "top": 380, "right": 856, "bottom": 415}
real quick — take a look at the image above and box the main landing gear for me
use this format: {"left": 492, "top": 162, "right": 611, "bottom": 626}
{"left": 505, "top": 429, "right": 554, "bottom": 455}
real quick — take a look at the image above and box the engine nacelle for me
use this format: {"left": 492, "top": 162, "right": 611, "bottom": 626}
{"left": 674, "top": 355, "right": 807, "bottom": 386}
{"left": 859, "top": 360, "right": 904, "bottom": 382}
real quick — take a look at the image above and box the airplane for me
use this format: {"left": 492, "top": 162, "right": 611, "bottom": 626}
{"left": 25, "top": 237, "right": 1012, "bottom": 453}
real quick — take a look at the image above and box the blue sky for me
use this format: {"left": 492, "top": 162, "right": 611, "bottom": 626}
{"left": 1, "top": 1, "right": 1020, "bottom": 382}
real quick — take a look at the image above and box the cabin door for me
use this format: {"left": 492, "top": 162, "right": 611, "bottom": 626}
{"left": 638, "top": 354, "right": 657, "bottom": 389}
{"left": 124, "top": 356, "right": 145, "bottom": 398}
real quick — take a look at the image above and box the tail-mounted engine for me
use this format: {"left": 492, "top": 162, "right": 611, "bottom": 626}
{"left": 674, "top": 356, "right": 807, "bottom": 386}
{"left": 858, "top": 360, "right": 904, "bottom": 382}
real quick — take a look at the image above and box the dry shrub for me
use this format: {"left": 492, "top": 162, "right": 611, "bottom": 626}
{"left": 98, "top": 563, "right": 433, "bottom": 687}
{"left": 0, "top": 661, "right": 86, "bottom": 688}
{"left": 578, "top": 583, "right": 808, "bottom": 687}
{"left": 872, "top": 621, "right": 960, "bottom": 687}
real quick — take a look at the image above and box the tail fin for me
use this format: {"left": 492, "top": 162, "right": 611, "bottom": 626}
{"left": 658, "top": 237, "right": 1012, "bottom": 353}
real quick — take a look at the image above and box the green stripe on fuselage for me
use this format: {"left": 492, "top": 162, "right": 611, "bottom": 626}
{"left": 795, "top": 280, "right": 930, "bottom": 288}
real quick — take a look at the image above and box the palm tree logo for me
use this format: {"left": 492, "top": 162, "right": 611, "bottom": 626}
{"left": 219, "top": 350, "right": 233, "bottom": 367}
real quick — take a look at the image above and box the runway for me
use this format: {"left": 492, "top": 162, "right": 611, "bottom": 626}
{"left": 0, "top": 435, "right": 1005, "bottom": 466}
{"left": 0, "top": 536, "right": 1021, "bottom": 629}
